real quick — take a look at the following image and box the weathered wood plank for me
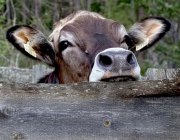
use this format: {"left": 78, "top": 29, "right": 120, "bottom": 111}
{"left": 146, "top": 68, "right": 166, "bottom": 80}
{"left": 166, "top": 68, "right": 180, "bottom": 80}
{"left": 1, "top": 96, "right": 180, "bottom": 140}
{"left": 0, "top": 67, "right": 32, "bottom": 83}
{"left": 0, "top": 82, "right": 180, "bottom": 139}
{"left": 0, "top": 68, "right": 179, "bottom": 140}
{"left": 0, "top": 80, "right": 179, "bottom": 99}
{"left": 0, "top": 65, "right": 53, "bottom": 83}
{"left": 146, "top": 68, "right": 180, "bottom": 81}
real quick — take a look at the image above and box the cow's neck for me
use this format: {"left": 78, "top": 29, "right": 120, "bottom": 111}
{"left": 55, "top": 67, "right": 89, "bottom": 84}
{"left": 38, "top": 71, "right": 56, "bottom": 83}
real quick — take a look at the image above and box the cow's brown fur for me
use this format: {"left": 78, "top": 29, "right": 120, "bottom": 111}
{"left": 6, "top": 11, "right": 171, "bottom": 84}
{"left": 50, "top": 11, "right": 128, "bottom": 83}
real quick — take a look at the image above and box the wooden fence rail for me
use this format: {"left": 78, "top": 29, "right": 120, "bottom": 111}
{"left": 0, "top": 65, "right": 53, "bottom": 83}
{"left": 0, "top": 68, "right": 180, "bottom": 140}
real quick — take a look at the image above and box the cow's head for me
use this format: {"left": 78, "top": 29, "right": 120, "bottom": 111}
{"left": 6, "top": 11, "right": 170, "bottom": 84}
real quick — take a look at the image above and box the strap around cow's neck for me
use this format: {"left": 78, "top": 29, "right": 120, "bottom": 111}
{"left": 52, "top": 75, "right": 57, "bottom": 84}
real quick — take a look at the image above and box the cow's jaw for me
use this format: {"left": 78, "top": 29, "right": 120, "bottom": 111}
{"left": 89, "top": 48, "right": 141, "bottom": 82}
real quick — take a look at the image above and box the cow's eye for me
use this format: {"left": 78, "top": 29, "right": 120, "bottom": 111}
{"left": 123, "top": 35, "right": 133, "bottom": 47}
{"left": 59, "top": 40, "right": 72, "bottom": 51}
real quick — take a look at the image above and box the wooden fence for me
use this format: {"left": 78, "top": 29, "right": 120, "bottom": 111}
{"left": 0, "top": 68, "right": 180, "bottom": 140}
{"left": 0, "top": 65, "right": 53, "bottom": 83}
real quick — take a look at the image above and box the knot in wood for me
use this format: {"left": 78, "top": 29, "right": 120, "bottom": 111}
{"left": 13, "top": 133, "right": 22, "bottom": 139}
{"left": 2, "top": 106, "right": 16, "bottom": 117}
{"left": 103, "top": 119, "right": 111, "bottom": 127}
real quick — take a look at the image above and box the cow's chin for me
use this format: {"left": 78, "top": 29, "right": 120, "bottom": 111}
{"left": 89, "top": 69, "right": 141, "bottom": 82}
{"left": 100, "top": 76, "right": 137, "bottom": 82}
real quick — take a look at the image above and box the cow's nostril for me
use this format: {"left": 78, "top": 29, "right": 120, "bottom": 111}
{"left": 127, "top": 53, "right": 136, "bottom": 65}
{"left": 99, "top": 54, "right": 112, "bottom": 67}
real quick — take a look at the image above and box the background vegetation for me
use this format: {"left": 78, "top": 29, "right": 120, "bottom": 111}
{"left": 0, "top": 0, "right": 179, "bottom": 75}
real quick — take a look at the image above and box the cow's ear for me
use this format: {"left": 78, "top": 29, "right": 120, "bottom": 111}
{"left": 127, "top": 17, "right": 171, "bottom": 51}
{"left": 6, "top": 25, "right": 55, "bottom": 66}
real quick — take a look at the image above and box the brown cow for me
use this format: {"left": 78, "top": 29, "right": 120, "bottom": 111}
{"left": 6, "top": 11, "right": 170, "bottom": 84}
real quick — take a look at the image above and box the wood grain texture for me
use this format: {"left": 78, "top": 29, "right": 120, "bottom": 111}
{"left": 0, "top": 68, "right": 180, "bottom": 140}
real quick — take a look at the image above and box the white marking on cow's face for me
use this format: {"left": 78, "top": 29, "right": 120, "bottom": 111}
{"left": 51, "top": 11, "right": 144, "bottom": 83}
{"left": 55, "top": 29, "right": 91, "bottom": 83}
{"left": 117, "top": 26, "right": 129, "bottom": 50}
{"left": 60, "top": 31, "right": 76, "bottom": 45}
{"left": 89, "top": 48, "right": 141, "bottom": 82}
{"left": 59, "top": 31, "right": 82, "bottom": 59}
{"left": 49, "top": 11, "right": 105, "bottom": 42}
{"left": 133, "top": 63, "right": 141, "bottom": 79}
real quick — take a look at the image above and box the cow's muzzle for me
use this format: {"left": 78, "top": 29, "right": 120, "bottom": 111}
{"left": 89, "top": 48, "right": 141, "bottom": 82}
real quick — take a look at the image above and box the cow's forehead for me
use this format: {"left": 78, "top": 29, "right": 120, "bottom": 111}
{"left": 55, "top": 10, "right": 105, "bottom": 27}
{"left": 50, "top": 11, "right": 104, "bottom": 39}
{"left": 50, "top": 11, "right": 127, "bottom": 43}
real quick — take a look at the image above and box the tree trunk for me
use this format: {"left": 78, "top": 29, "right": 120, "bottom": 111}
{"left": 51, "top": 0, "right": 60, "bottom": 24}
{"left": 32, "top": 0, "right": 42, "bottom": 20}
{"left": 170, "top": 20, "right": 179, "bottom": 43}
{"left": 22, "top": 0, "right": 29, "bottom": 24}
{"left": 80, "top": 0, "right": 85, "bottom": 10}
{"left": 87, "top": 0, "right": 91, "bottom": 11}
{"left": 74, "top": 0, "right": 80, "bottom": 10}
{"left": 105, "top": 0, "right": 111, "bottom": 18}
{"left": 135, "top": 7, "right": 144, "bottom": 21}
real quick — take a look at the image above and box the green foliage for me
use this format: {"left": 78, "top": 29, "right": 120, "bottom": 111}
{"left": 139, "top": 60, "right": 155, "bottom": 75}
{"left": 155, "top": 41, "right": 180, "bottom": 67}
{"left": 101, "top": 0, "right": 134, "bottom": 27}
{"left": 0, "top": 0, "right": 5, "bottom": 9}
{"left": 91, "top": 2, "right": 101, "bottom": 12}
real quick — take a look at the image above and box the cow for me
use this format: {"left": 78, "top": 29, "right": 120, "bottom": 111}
{"left": 6, "top": 10, "right": 171, "bottom": 84}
